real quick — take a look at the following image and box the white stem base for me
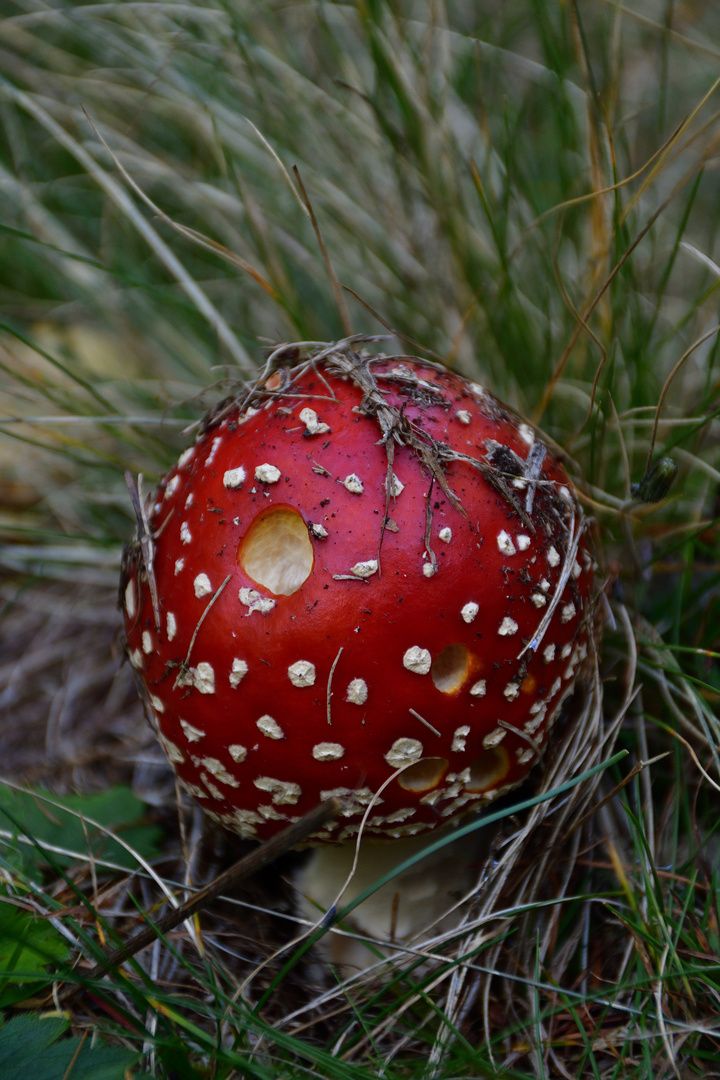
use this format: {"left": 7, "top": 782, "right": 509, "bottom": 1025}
{"left": 295, "top": 826, "right": 489, "bottom": 974}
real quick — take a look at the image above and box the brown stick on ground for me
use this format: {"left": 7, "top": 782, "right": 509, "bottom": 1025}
{"left": 60, "top": 797, "right": 343, "bottom": 1003}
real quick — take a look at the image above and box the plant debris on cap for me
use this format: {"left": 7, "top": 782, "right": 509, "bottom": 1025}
{"left": 120, "top": 340, "right": 597, "bottom": 843}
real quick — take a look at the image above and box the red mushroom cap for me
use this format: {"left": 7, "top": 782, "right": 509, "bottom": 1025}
{"left": 121, "top": 347, "right": 596, "bottom": 843}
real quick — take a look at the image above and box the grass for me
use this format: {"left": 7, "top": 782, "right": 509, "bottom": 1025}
{"left": 1, "top": 0, "right": 720, "bottom": 1076}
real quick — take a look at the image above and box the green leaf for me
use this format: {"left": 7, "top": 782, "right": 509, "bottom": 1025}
{"left": 0, "top": 785, "right": 163, "bottom": 877}
{"left": 0, "top": 1014, "right": 139, "bottom": 1079}
{"left": 0, "top": 900, "right": 70, "bottom": 1006}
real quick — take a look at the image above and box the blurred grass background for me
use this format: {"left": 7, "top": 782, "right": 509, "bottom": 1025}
{"left": 0, "top": 1, "right": 720, "bottom": 1077}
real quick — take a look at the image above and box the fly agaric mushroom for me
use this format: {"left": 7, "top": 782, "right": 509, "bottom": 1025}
{"left": 121, "top": 342, "right": 596, "bottom": 958}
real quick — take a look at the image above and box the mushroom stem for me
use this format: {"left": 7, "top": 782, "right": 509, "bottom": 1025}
{"left": 296, "top": 826, "right": 490, "bottom": 973}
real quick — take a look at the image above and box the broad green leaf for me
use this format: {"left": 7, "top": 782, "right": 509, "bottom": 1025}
{"left": 0, "top": 900, "right": 70, "bottom": 1006}
{"left": 0, "top": 785, "right": 163, "bottom": 876}
{"left": 0, "top": 1014, "right": 139, "bottom": 1079}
